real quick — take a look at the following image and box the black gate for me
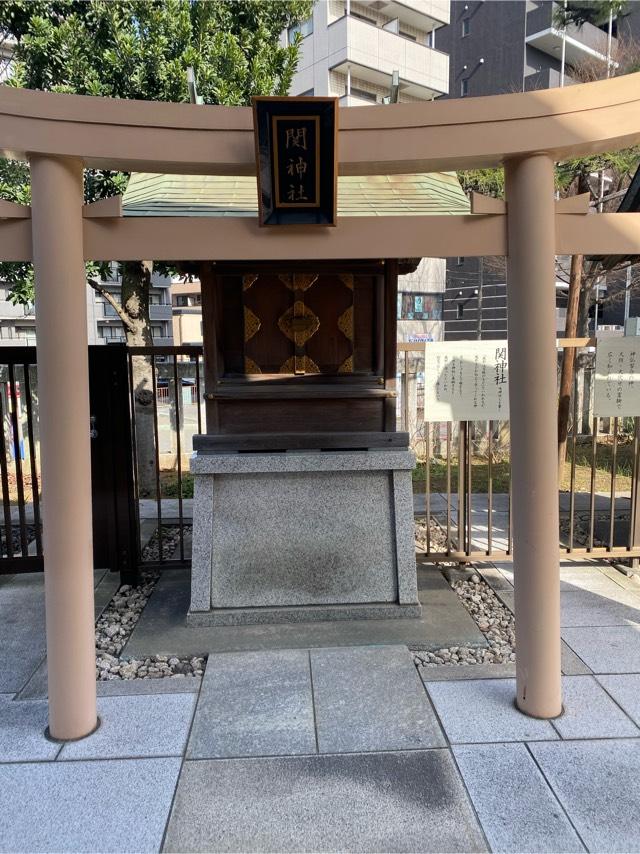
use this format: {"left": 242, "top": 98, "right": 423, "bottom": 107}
{"left": 89, "top": 344, "right": 139, "bottom": 584}
{"left": 0, "top": 345, "right": 138, "bottom": 578}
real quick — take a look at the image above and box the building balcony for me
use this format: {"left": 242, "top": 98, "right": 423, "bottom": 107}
{"left": 524, "top": 66, "right": 575, "bottom": 90}
{"left": 328, "top": 13, "right": 449, "bottom": 99}
{"left": 364, "top": 0, "right": 450, "bottom": 30}
{"left": 526, "top": 2, "right": 615, "bottom": 67}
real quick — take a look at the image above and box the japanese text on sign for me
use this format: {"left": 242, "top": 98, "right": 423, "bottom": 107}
{"left": 594, "top": 338, "right": 640, "bottom": 416}
{"left": 424, "top": 341, "right": 510, "bottom": 421}
{"left": 272, "top": 116, "right": 320, "bottom": 208}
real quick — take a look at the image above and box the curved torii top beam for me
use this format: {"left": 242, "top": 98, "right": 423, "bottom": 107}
{"left": 0, "top": 73, "right": 639, "bottom": 175}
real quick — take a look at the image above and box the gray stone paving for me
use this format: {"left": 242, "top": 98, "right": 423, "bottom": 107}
{"left": 453, "top": 743, "right": 585, "bottom": 853}
{"left": 187, "top": 649, "right": 316, "bottom": 759}
{"left": 163, "top": 750, "right": 488, "bottom": 853}
{"left": 529, "top": 740, "right": 640, "bottom": 853}
{"left": 2, "top": 559, "right": 640, "bottom": 851}
{"left": 311, "top": 645, "right": 445, "bottom": 753}
{"left": 426, "top": 678, "right": 559, "bottom": 744}
{"left": 0, "top": 757, "right": 182, "bottom": 853}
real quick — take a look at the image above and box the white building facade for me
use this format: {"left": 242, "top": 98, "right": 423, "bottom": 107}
{"left": 284, "top": 0, "right": 450, "bottom": 105}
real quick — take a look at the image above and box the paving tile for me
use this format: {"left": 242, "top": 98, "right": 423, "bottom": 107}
{"left": 59, "top": 693, "right": 196, "bottom": 760}
{"left": 478, "top": 565, "right": 513, "bottom": 591}
{"left": 0, "top": 757, "right": 180, "bottom": 853}
{"left": 560, "top": 571, "right": 639, "bottom": 598}
{"left": 0, "top": 694, "right": 58, "bottom": 762}
{"left": 163, "top": 750, "right": 487, "bottom": 853}
{"left": 453, "top": 743, "right": 585, "bottom": 853}
{"left": 561, "top": 641, "right": 591, "bottom": 675}
{"left": 560, "top": 590, "right": 640, "bottom": 627}
{"left": 97, "top": 675, "right": 201, "bottom": 697}
{"left": 425, "top": 679, "right": 558, "bottom": 743}
{"left": 552, "top": 676, "right": 639, "bottom": 740}
{"left": 597, "top": 674, "right": 640, "bottom": 727}
{"left": 418, "top": 663, "right": 517, "bottom": 681}
{"left": 530, "top": 739, "right": 640, "bottom": 853}
{"left": 0, "top": 602, "right": 46, "bottom": 693}
{"left": 311, "top": 645, "right": 445, "bottom": 753}
{"left": 187, "top": 649, "right": 316, "bottom": 759}
{"left": 562, "top": 625, "right": 640, "bottom": 674}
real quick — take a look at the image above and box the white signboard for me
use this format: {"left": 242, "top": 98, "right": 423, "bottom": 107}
{"left": 594, "top": 338, "right": 640, "bottom": 416}
{"left": 424, "top": 341, "right": 509, "bottom": 422}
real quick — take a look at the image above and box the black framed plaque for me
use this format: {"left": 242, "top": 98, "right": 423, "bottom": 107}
{"left": 252, "top": 96, "right": 338, "bottom": 227}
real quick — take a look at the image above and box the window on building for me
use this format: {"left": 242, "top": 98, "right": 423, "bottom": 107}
{"left": 193, "top": 294, "right": 202, "bottom": 305}
{"left": 457, "top": 303, "right": 464, "bottom": 319}
{"left": 462, "top": 17, "right": 470, "bottom": 36}
{"left": 399, "top": 30, "right": 417, "bottom": 42}
{"left": 299, "top": 88, "right": 314, "bottom": 97}
{"left": 176, "top": 295, "right": 189, "bottom": 306}
{"left": 457, "top": 257, "right": 465, "bottom": 266}
{"left": 461, "top": 79, "right": 469, "bottom": 97}
{"left": 151, "top": 324, "right": 164, "bottom": 339}
{"left": 397, "top": 292, "right": 443, "bottom": 321}
{"left": 350, "top": 86, "right": 378, "bottom": 103}
{"left": 349, "top": 9, "right": 377, "bottom": 24}
{"left": 288, "top": 17, "right": 313, "bottom": 44}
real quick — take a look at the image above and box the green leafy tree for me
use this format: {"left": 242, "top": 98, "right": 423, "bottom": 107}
{"left": 0, "top": 0, "right": 312, "bottom": 493}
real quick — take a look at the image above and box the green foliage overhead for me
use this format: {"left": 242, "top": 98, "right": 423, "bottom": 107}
{"left": 0, "top": 0, "right": 312, "bottom": 304}
{"left": 457, "top": 169, "right": 505, "bottom": 198}
{"left": 2, "top": 0, "right": 313, "bottom": 104}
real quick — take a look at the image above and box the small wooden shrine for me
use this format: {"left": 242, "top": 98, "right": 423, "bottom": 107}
{"left": 189, "top": 256, "right": 420, "bottom": 625}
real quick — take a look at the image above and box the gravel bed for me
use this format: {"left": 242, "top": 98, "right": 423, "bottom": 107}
{"left": 95, "top": 526, "right": 204, "bottom": 682}
{"left": 413, "top": 516, "right": 516, "bottom": 669}
{"left": 1, "top": 524, "right": 37, "bottom": 557}
{"left": 415, "top": 516, "right": 453, "bottom": 556}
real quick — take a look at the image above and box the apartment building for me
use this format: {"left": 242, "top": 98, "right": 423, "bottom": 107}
{"left": 436, "top": 0, "right": 640, "bottom": 341}
{"left": 284, "top": 1, "right": 450, "bottom": 105}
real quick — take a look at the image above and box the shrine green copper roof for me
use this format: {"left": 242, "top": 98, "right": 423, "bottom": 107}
{"left": 122, "top": 172, "right": 470, "bottom": 217}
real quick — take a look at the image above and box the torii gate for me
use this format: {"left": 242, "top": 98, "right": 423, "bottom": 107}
{"left": 1, "top": 75, "right": 639, "bottom": 741}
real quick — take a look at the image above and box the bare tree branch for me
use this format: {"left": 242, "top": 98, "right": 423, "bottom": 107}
{"left": 87, "top": 277, "right": 136, "bottom": 333}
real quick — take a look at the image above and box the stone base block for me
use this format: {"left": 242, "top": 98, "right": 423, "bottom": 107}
{"left": 187, "top": 602, "right": 423, "bottom": 627}
{"left": 189, "top": 448, "right": 420, "bottom": 626}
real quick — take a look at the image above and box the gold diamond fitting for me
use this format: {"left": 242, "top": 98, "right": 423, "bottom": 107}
{"left": 339, "top": 273, "right": 354, "bottom": 290}
{"left": 279, "top": 356, "right": 320, "bottom": 375}
{"left": 278, "top": 301, "right": 320, "bottom": 346}
{"left": 244, "top": 306, "right": 261, "bottom": 342}
{"left": 242, "top": 273, "right": 259, "bottom": 291}
{"left": 337, "top": 305, "right": 354, "bottom": 342}
{"left": 244, "top": 356, "right": 262, "bottom": 374}
{"left": 279, "top": 273, "right": 319, "bottom": 292}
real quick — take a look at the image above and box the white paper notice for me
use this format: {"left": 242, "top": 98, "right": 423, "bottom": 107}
{"left": 594, "top": 338, "right": 640, "bottom": 416}
{"left": 424, "top": 341, "right": 510, "bottom": 422}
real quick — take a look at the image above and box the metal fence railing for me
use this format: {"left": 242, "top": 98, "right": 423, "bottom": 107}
{"left": 400, "top": 339, "right": 640, "bottom": 565}
{"left": 2, "top": 339, "right": 636, "bottom": 576}
{"left": 0, "top": 347, "right": 42, "bottom": 573}
{"left": 126, "top": 345, "right": 204, "bottom": 572}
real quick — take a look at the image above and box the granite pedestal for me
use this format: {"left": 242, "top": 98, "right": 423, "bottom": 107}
{"left": 188, "top": 448, "right": 420, "bottom": 626}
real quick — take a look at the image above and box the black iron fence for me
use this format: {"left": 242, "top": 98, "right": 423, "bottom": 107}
{"left": 0, "top": 347, "right": 42, "bottom": 573}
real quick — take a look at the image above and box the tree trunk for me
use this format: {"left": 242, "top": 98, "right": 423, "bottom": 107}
{"left": 121, "top": 261, "right": 157, "bottom": 499}
{"left": 558, "top": 254, "right": 583, "bottom": 477}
